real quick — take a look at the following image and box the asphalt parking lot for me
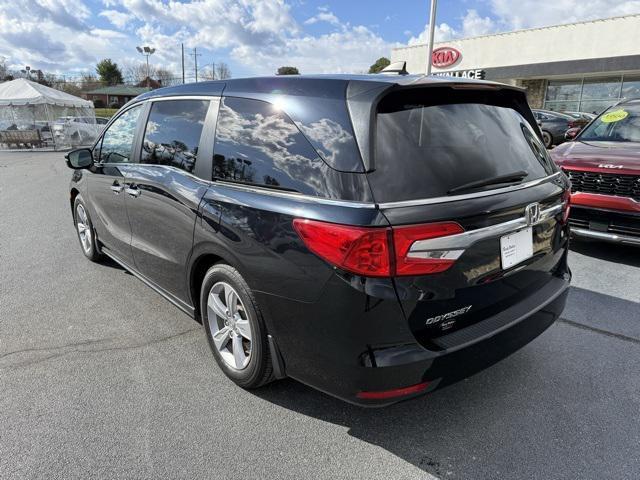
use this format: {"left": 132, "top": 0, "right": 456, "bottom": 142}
{"left": 1, "top": 151, "right": 639, "bottom": 480}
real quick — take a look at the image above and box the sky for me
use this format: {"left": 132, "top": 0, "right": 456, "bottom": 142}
{"left": 1, "top": 0, "right": 640, "bottom": 81}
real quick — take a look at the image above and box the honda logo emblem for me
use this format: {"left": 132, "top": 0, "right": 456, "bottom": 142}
{"left": 525, "top": 203, "right": 541, "bottom": 226}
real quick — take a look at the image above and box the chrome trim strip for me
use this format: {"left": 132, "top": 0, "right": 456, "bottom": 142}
{"left": 378, "top": 172, "right": 562, "bottom": 209}
{"left": 571, "top": 227, "right": 640, "bottom": 246}
{"left": 145, "top": 95, "right": 218, "bottom": 102}
{"left": 406, "top": 249, "right": 464, "bottom": 260}
{"left": 210, "top": 180, "right": 377, "bottom": 208}
{"left": 409, "top": 204, "right": 563, "bottom": 252}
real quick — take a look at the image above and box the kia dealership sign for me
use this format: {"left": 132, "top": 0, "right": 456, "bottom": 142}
{"left": 431, "top": 47, "right": 461, "bottom": 68}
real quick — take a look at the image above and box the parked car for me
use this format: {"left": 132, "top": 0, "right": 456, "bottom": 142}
{"left": 562, "top": 111, "right": 596, "bottom": 128}
{"left": 52, "top": 116, "right": 109, "bottom": 145}
{"left": 551, "top": 99, "right": 640, "bottom": 246}
{"left": 532, "top": 109, "right": 576, "bottom": 148}
{"left": 65, "top": 75, "right": 571, "bottom": 406}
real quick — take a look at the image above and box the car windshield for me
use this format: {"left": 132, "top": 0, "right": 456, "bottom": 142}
{"left": 578, "top": 104, "right": 640, "bottom": 142}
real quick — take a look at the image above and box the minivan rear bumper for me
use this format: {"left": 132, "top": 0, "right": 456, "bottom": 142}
{"left": 258, "top": 274, "right": 570, "bottom": 407}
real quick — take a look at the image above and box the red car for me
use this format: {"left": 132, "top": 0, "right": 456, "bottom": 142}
{"left": 551, "top": 99, "right": 640, "bottom": 246}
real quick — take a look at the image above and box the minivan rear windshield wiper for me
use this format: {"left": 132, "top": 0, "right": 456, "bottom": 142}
{"left": 447, "top": 170, "right": 529, "bottom": 195}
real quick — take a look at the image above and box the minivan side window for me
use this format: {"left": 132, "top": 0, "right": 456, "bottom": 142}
{"left": 99, "top": 105, "right": 142, "bottom": 163}
{"left": 212, "top": 97, "right": 322, "bottom": 194}
{"left": 141, "top": 99, "right": 209, "bottom": 173}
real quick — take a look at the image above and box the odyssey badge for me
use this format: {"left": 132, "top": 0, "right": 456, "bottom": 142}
{"left": 426, "top": 305, "right": 473, "bottom": 327}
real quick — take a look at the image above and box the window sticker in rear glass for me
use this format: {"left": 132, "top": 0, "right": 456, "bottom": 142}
{"left": 600, "top": 109, "right": 628, "bottom": 123}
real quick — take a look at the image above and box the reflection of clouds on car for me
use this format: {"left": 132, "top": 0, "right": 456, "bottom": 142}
{"left": 100, "top": 107, "right": 142, "bottom": 162}
{"left": 214, "top": 98, "right": 329, "bottom": 195}
{"left": 141, "top": 100, "right": 208, "bottom": 173}
{"left": 296, "top": 117, "right": 354, "bottom": 166}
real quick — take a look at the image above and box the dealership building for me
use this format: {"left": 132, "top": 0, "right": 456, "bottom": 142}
{"left": 391, "top": 14, "right": 640, "bottom": 113}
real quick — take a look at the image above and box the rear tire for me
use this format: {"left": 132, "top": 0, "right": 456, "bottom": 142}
{"left": 73, "top": 195, "right": 102, "bottom": 262}
{"left": 542, "top": 130, "right": 553, "bottom": 148}
{"left": 200, "top": 264, "right": 274, "bottom": 388}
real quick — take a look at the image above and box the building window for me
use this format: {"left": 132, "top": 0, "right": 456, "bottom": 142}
{"left": 544, "top": 76, "right": 634, "bottom": 114}
{"left": 622, "top": 76, "right": 640, "bottom": 99}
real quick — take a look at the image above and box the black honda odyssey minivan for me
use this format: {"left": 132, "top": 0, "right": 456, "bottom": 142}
{"left": 66, "top": 74, "right": 571, "bottom": 406}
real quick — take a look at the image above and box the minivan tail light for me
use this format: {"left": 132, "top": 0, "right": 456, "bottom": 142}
{"left": 393, "top": 222, "right": 465, "bottom": 275}
{"left": 292, "top": 219, "right": 391, "bottom": 277}
{"left": 292, "top": 219, "right": 464, "bottom": 277}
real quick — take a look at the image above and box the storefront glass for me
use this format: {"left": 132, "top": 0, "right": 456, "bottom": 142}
{"left": 544, "top": 76, "right": 638, "bottom": 114}
{"left": 581, "top": 77, "right": 621, "bottom": 100}
{"left": 545, "top": 80, "right": 581, "bottom": 103}
{"left": 622, "top": 76, "right": 640, "bottom": 98}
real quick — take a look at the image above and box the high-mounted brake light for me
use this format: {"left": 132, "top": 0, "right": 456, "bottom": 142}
{"left": 292, "top": 219, "right": 464, "bottom": 277}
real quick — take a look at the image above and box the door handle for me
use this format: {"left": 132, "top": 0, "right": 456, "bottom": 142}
{"left": 110, "top": 182, "right": 124, "bottom": 194}
{"left": 125, "top": 186, "right": 141, "bottom": 198}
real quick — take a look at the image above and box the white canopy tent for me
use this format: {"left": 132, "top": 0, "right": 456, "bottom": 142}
{"left": 0, "top": 78, "right": 97, "bottom": 150}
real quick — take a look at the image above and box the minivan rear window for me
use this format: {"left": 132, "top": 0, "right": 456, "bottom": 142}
{"left": 368, "top": 88, "right": 556, "bottom": 202}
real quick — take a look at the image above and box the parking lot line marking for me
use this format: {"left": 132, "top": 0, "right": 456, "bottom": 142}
{"left": 558, "top": 318, "right": 640, "bottom": 345}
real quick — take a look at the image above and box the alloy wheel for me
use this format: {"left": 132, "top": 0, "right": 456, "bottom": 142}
{"left": 76, "top": 204, "right": 92, "bottom": 253}
{"left": 207, "top": 281, "right": 253, "bottom": 370}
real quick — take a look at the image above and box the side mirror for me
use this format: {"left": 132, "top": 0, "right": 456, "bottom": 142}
{"left": 564, "top": 127, "right": 580, "bottom": 141}
{"left": 65, "top": 148, "right": 93, "bottom": 169}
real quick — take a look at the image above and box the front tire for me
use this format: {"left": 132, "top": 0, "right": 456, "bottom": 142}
{"left": 200, "top": 264, "right": 273, "bottom": 388}
{"left": 542, "top": 130, "right": 553, "bottom": 148}
{"left": 73, "top": 195, "right": 101, "bottom": 262}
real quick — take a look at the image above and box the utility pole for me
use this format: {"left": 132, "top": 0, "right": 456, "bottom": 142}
{"left": 426, "top": 0, "right": 437, "bottom": 75}
{"left": 181, "top": 43, "right": 185, "bottom": 84}
{"left": 190, "top": 47, "right": 201, "bottom": 83}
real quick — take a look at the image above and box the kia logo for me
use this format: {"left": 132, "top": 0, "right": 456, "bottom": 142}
{"left": 431, "top": 47, "right": 461, "bottom": 68}
{"left": 598, "top": 164, "right": 623, "bottom": 169}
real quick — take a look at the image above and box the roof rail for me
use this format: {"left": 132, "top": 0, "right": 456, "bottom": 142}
{"left": 380, "top": 61, "right": 408, "bottom": 75}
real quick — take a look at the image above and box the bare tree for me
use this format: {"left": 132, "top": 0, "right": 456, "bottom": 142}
{"left": 155, "top": 67, "right": 180, "bottom": 86}
{"left": 200, "top": 65, "right": 216, "bottom": 81}
{"left": 216, "top": 62, "right": 231, "bottom": 80}
{"left": 58, "top": 81, "right": 83, "bottom": 97}
{"left": 80, "top": 73, "right": 102, "bottom": 92}
{"left": 125, "top": 63, "right": 152, "bottom": 84}
{"left": 0, "top": 56, "right": 9, "bottom": 80}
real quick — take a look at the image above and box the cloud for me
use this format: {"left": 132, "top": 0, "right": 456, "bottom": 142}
{"left": 4, "top": 0, "right": 639, "bottom": 79}
{"left": 461, "top": 9, "right": 495, "bottom": 37}
{"left": 408, "top": 9, "right": 496, "bottom": 45}
{"left": 231, "top": 24, "right": 398, "bottom": 74}
{"left": 99, "top": 10, "right": 133, "bottom": 29}
{"left": 304, "top": 8, "right": 340, "bottom": 26}
{"left": 490, "top": 0, "right": 640, "bottom": 30}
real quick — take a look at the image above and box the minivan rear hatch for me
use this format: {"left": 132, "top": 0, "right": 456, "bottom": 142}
{"left": 367, "top": 85, "right": 570, "bottom": 349}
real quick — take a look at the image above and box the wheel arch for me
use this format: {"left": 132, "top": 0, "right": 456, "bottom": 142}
{"left": 70, "top": 188, "right": 80, "bottom": 215}
{"left": 188, "top": 245, "right": 248, "bottom": 323}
